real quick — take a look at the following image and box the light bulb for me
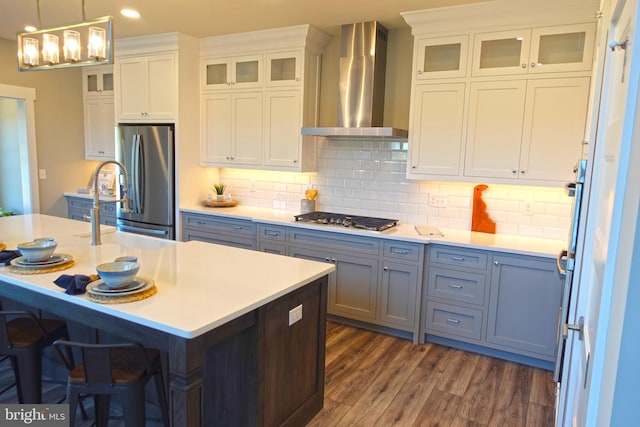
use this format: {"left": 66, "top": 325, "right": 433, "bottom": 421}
{"left": 42, "top": 34, "right": 59, "bottom": 64}
{"left": 64, "top": 30, "right": 81, "bottom": 62}
{"left": 88, "top": 27, "right": 106, "bottom": 59}
{"left": 23, "top": 38, "right": 39, "bottom": 66}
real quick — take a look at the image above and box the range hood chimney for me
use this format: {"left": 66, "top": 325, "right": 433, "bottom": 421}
{"left": 302, "top": 21, "right": 408, "bottom": 140}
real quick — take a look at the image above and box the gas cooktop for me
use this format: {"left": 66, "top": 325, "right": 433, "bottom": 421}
{"left": 294, "top": 211, "right": 398, "bottom": 232}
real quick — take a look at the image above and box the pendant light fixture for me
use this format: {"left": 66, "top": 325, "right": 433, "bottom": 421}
{"left": 17, "top": 0, "right": 112, "bottom": 71}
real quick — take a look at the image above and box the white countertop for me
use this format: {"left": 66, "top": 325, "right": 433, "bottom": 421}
{"left": 180, "top": 203, "right": 565, "bottom": 258}
{"left": 64, "top": 191, "right": 116, "bottom": 202}
{"left": 0, "top": 214, "right": 334, "bottom": 339}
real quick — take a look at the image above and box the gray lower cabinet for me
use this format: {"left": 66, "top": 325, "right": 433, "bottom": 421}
{"left": 288, "top": 233, "right": 380, "bottom": 321}
{"left": 257, "top": 224, "right": 288, "bottom": 255}
{"left": 487, "top": 254, "right": 562, "bottom": 360}
{"left": 288, "top": 228, "right": 424, "bottom": 340}
{"left": 182, "top": 212, "right": 257, "bottom": 250}
{"left": 66, "top": 195, "right": 116, "bottom": 226}
{"left": 424, "top": 245, "right": 490, "bottom": 343}
{"left": 424, "top": 244, "right": 562, "bottom": 367}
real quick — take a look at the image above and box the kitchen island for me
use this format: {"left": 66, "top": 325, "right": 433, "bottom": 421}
{"left": 0, "top": 214, "right": 334, "bottom": 426}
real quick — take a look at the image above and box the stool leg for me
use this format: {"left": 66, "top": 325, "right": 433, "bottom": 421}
{"left": 153, "top": 371, "right": 170, "bottom": 427}
{"left": 122, "top": 385, "right": 146, "bottom": 427}
{"left": 15, "top": 348, "right": 42, "bottom": 403}
{"left": 67, "top": 388, "right": 80, "bottom": 427}
{"left": 94, "top": 394, "right": 111, "bottom": 427}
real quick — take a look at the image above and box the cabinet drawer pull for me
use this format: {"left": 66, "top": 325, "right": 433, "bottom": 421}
{"left": 446, "top": 318, "right": 461, "bottom": 324}
{"left": 392, "top": 249, "right": 409, "bottom": 255}
{"left": 197, "top": 221, "right": 206, "bottom": 225}
{"left": 448, "top": 283, "right": 463, "bottom": 289}
{"left": 232, "top": 226, "right": 243, "bottom": 230}
{"left": 265, "top": 231, "right": 280, "bottom": 237}
{"left": 451, "top": 256, "right": 465, "bottom": 261}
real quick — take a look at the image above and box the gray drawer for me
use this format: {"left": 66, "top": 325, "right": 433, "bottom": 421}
{"left": 429, "top": 245, "right": 488, "bottom": 270}
{"left": 257, "top": 224, "right": 287, "bottom": 242}
{"left": 183, "top": 213, "right": 256, "bottom": 237}
{"left": 289, "top": 228, "right": 380, "bottom": 256}
{"left": 427, "top": 267, "right": 486, "bottom": 306}
{"left": 383, "top": 241, "right": 423, "bottom": 263}
{"left": 67, "top": 197, "right": 92, "bottom": 210}
{"left": 425, "top": 301, "right": 483, "bottom": 341}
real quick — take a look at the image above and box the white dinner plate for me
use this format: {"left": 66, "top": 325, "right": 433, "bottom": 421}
{"left": 11, "top": 254, "right": 73, "bottom": 268}
{"left": 87, "top": 277, "right": 154, "bottom": 296}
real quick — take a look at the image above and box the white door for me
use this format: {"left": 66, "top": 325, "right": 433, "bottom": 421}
{"left": 558, "top": 0, "right": 639, "bottom": 425}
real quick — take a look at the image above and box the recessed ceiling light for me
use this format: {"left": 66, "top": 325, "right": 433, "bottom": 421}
{"left": 24, "top": 25, "right": 37, "bottom": 32}
{"left": 121, "top": 9, "right": 140, "bottom": 19}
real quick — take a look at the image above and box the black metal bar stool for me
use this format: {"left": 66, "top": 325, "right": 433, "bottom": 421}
{"left": 53, "top": 340, "right": 170, "bottom": 427}
{"left": 0, "top": 310, "right": 70, "bottom": 403}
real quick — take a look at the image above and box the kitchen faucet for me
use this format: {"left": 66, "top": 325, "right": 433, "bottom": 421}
{"left": 90, "top": 161, "right": 130, "bottom": 245}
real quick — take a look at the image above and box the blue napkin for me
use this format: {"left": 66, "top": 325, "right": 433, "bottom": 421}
{"left": 0, "top": 250, "right": 21, "bottom": 266}
{"left": 54, "top": 274, "right": 99, "bottom": 295}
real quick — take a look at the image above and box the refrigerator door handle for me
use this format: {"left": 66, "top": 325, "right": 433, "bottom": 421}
{"left": 131, "top": 134, "right": 143, "bottom": 214}
{"left": 118, "top": 223, "right": 168, "bottom": 236}
{"left": 138, "top": 134, "right": 146, "bottom": 213}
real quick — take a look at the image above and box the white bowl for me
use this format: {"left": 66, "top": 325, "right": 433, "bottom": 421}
{"left": 96, "top": 261, "right": 140, "bottom": 289}
{"left": 17, "top": 239, "right": 58, "bottom": 262}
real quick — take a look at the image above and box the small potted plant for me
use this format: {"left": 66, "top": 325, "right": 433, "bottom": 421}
{"left": 213, "top": 183, "right": 226, "bottom": 202}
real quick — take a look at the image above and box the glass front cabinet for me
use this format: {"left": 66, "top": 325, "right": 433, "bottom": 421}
{"left": 266, "top": 51, "right": 302, "bottom": 87}
{"left": 202, "top": 55, "right": 262, "bottom": 90}
{"left": 415, "top": 35, "right": 469, "bottom": 80}
{"left": 472, "top": 23, "right": 595, "bottom": 76}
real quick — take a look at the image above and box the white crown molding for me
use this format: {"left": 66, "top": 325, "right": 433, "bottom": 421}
{"left": 402, "top": 0, "right": 601, "bottom": 36}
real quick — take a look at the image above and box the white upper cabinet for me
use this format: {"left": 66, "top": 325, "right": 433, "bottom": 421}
{"left": 116, "top": 53, "right": 177, "bottom": 121}
{"left": 465, "top": 77, "right": 589, "bottom": 181}
{"left": 202, "top": 55, "right": 262, "bottom": 90}
{"left": 408, "top": 83, "right": 466, "bottom": 176}
{"left": 415, "top": 35, "right": 469, "bottom": 80}
{"left": 472, "top": 23, "right": 595, "bottom": 77}
{"left": 266, "top": 51, "right": 302, "bottom": 87}
{"left": 83, "top": 66, "right": 114, "bottom": 97}
{"left": 199, "top": 25, "right": 329, "bottom": 172}
{"left": 402, "top": 0, "right": 598, "bottom": 185}
{"left": 82, "top": 65, "right": 115, "bottom": 160}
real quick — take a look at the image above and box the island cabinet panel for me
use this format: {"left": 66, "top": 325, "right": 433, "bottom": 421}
{"left": 487, "top": 254, "right": 562, "bottom": 360}
{"left": 259, "top": 277, "right": 327, "bottom": 427}
{"left": 182, "top": 212, "right": 257, "bottom": 249}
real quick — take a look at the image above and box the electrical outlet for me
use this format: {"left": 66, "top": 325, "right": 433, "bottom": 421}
{"left": 523, "top": 200, "right": 534, "bottom": 215}
{"left": 429, "top": 194, "right": 448, "bottom": 208}
{"left": 38, "top": 169, "right": 47, "bottom": 179}
{"left": 288, "top": 304, "right": 303, "bottom": 326}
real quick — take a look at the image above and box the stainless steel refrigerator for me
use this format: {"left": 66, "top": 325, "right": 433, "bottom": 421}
{"left": 554, "top": 159, "right": 587, "bottom": 412}
{"left": 116, "top": 124, "right": 175, "bottom": 240}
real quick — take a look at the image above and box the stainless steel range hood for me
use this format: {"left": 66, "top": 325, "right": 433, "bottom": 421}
{"left": 302, "top": 21, "right": 408, "bottom": 140}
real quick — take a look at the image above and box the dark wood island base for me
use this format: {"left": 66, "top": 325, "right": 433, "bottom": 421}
{"left": 0, "top": 276, "right": 328, "bottom": 427}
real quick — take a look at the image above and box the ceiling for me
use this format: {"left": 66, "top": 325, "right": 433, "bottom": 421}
{"left": 0, "top": 0, "right": 488, "bottom": 42}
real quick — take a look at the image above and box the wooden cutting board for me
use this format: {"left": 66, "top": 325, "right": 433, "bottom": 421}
{"left": 471, "top": 184, "right": 496, "bottom": 234}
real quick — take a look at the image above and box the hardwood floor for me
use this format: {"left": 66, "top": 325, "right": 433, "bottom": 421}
{"left": 308, "top": 322, "right": 556, "bottom": 427}
{"left": 0, "top": 322, "right": 555, "bottom": 426}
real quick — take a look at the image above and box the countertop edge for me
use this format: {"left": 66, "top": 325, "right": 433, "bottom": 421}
{"left": 179, "top": 204, "right": 565, "bottom": 258}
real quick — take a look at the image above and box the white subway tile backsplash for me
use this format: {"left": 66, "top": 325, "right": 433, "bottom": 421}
{"left": 218, "top": 141, "right": 571, "bottom": 239}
